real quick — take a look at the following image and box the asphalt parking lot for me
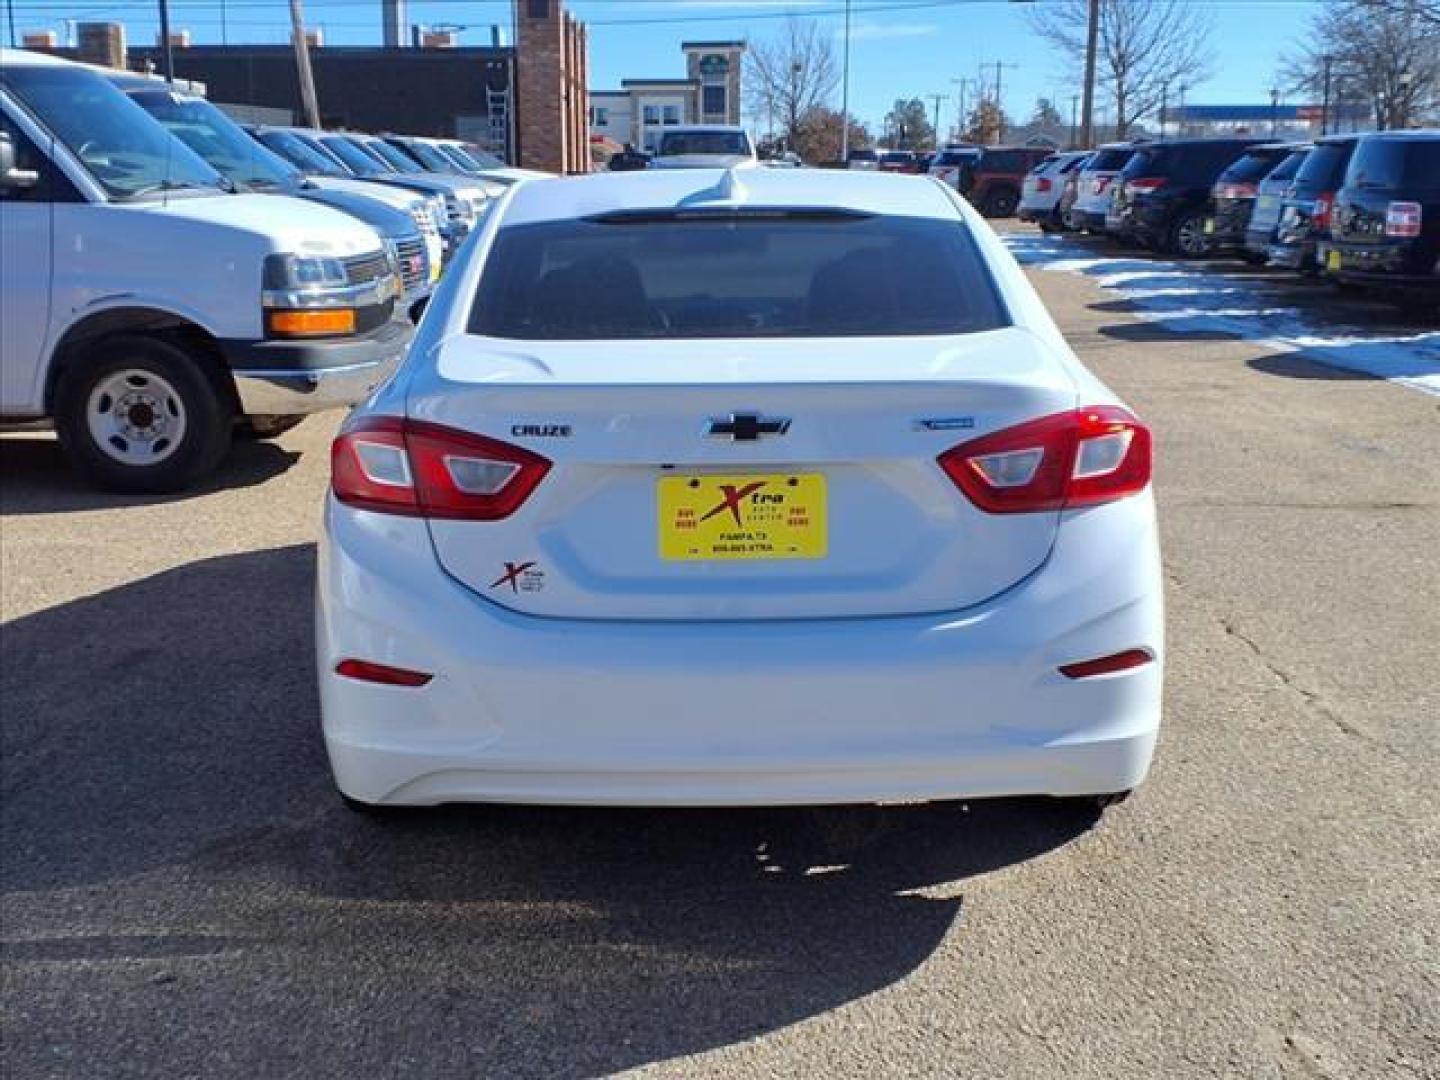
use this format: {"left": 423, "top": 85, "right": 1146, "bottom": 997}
{"left": 2, "top": 222, "right": 1437, "bottom": 1079}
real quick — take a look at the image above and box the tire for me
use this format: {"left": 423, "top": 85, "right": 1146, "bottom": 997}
{"left": 983, "top": 187, "right": 1020, "bottom": 218}
{"left": 53, "top": 334, "right": 234, "bottom": 494}
{"left": 1165, "top": 211, "right": 1211, "bottom": 258}
{"left": 236, "top": 414, "right": 306, "bottom": 441}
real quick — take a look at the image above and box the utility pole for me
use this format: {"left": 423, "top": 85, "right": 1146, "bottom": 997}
{"left": 839, "top": 0, "right": 852, "bottom": 163}
{"left": 1320, "top": 53, "right": 1333, "bottom": 136}
{"left": 928, "top": 93, "right": 945, "bottom": 148}
{"left": 1159, "top": 83, "right": 1168, "bottom": 140}
{"left": 989, "top": 60, "right": 1018, "bottom": 144}
{"left": 289, "top": 0, "right": 322, "bottom": 129}
{"left": 1079, "top": 0, "right": 1100, "bottom": 148}
{"left": 1269, "top": 85, "right": 1280, "bottom": 138}
{"left": 1069, "top": 93, "right": 1079, "bottom": 148}
{"left": 951, "top": 77, "right": 974, "bottom": 142}
{"left": 157, "top": 0, "right": 174, "bottom": 83}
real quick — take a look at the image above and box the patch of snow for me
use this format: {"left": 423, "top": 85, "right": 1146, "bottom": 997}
{"left": 1005, "top": 234, "right": 1440, "bottom": 397}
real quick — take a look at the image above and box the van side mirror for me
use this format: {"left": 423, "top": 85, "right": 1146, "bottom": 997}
{"left": 0, "top": 132, "right": 41, "bottom": 191}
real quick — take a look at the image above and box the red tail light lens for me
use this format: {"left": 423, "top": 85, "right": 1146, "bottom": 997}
{"left": 1127, "top": 177, "right": 1168, "bottom": 194}
{"left": 938, "top": 406, "right": 1152, "bottom": 514}
{"left": 1385, "top": 200, "right": 1422, "bottom": 238}
{"left": 1216, "top": 182, "right": 1257, "bottom": 200}
{"left": 1036, "top": 177, "right": 1053, "bottom": 193}
{"left": 1091, "top": 176, "right": 1111, "bottom": 195}
{"left": 332, "top": 416, "right": 551, "bottom": 520}
{"left": 1312, "top": 193, "right": 1334, "bottom": 232}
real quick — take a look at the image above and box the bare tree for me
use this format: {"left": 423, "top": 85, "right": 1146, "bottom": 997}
{"left": 746, "top": 18, "right": 840, "bottom": 148}
{"left": 1282, "top": 1, "right": 1440, "bottom": 129}
{"left": 1028, "top": 0, "right": 1213, "bottom": 138}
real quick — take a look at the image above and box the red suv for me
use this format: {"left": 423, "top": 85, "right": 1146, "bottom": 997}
{"left": 953, "top": 146, "right": 1055, "bottom": 217}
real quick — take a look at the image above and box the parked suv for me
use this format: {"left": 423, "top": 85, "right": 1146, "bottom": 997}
{"left": 1319, "top": 130, "right": 1440, "bottom": 305}
{"left": 1243, "top": 145, "right": 1310, "bottom": 261}
{"left": 1268, "top": 135, "right": 1359, "bottom": 275}
{"left": 1110, "top": 138, "right": 1264, "bottom": 254}
{"left": 952, "top": 146, "right": 1054, "bottom": 217}
{"left": 0, "top": 51, "right": 409, "bottom": 492}
{"left": 1206, "top": 143, "right": 1299, "bottom": 259}
{"left": 1070, "top": 143, "right": 1141, "bottom": 233}
{"left": 1018, "top": 151, "right": 1090, "bottom": 232}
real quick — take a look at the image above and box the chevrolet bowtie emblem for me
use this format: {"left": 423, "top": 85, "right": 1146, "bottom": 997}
{"left": 706, "top": 413, "right": 792, "bottom": 441}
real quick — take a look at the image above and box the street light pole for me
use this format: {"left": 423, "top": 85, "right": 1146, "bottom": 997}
{"left": 1320, "top": 53, "right": 1333, "bottom": 136}
{"left": 928, "top": 93, "right": 945, "bottom": 148}
{"left": 839, "top": 0, "right": 852, "bottom": 163}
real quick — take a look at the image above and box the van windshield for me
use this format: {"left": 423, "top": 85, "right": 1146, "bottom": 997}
{"left": 320, "top": 135, "right": 390, "bottom": 176}
{"left": 0, "top": 65, "right": 225, "bottom": 200}
{"left": 260, "top": 129, "right": 346, "bottom": 176}
{"left": 469, "top": 212, "right": 1009, "bottom": 340}
{"left": 128, "top": 91, "right": 300, "bottom": 192}
{"left": 658, "top": 130, "right": 750, "bottom": 156}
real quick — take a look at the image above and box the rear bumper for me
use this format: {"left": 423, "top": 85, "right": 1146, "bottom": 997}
{"left": 1318, "top": 239, "right": 1440, "bottom": 291}
{"left": 1072, "top": 209, "right": 1108, "bottom": 232}
{"left": 1267, "top": 239, "right": 1317, "bottom": 272}
{"left": 1244, "top": 227, "right": 1276, "bottom": 256}
{"left": 224, "top": 317, "right": 413, "bottom": 416}
{"left": 317, "top": 494, "right": 1165, "bottom": 807}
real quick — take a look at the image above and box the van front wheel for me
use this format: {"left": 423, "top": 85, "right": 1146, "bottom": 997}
{"left": 54, "top": 335, "right": 234, "bottom": 494}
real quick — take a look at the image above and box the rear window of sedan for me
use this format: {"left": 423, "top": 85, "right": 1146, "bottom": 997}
{"left": 468, "top": 211, "right": 1010, "bottom": 340}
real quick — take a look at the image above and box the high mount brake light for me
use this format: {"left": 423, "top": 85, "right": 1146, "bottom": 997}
{"left": 938, "top": 406, "right": 1152, "bottom": 514}
{"left": 332, "top": 416, "right": 551, "bottom": 520}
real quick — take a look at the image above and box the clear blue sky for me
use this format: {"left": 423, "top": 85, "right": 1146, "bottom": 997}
{"left": 9, "top": 0, "right": 1324, "bottom": 132}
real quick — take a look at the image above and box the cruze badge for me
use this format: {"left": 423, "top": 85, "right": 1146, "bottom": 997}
{"left": 706, "top": 413, "right": 791, "bottom": 441}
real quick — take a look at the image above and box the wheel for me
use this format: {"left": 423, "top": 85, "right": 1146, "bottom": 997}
{"left": 53, "top": 334, "right": 234, "bottom": 494}
{"left": 1038, "top": 217, "right": 1063, "bottom": 234}
{"left": 1166, "top": 212, "right": 1211, "bottom": 258}
{"left": 236, "top": 414, "right": 305, "bottom": 441}
{"left": 1093, "top": 790, "right": 1132, "bottom": 809}
{"left": 983, "top": 188, "right": 1020, "bottom": 218}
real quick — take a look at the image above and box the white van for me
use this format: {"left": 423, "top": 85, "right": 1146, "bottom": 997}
{"left": 0, "top": 51, "right": 411, "bottom": 492}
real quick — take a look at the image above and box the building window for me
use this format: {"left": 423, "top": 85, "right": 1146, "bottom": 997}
{"left": 662, "top": 105, "right": 680, "bottom": 125}
{"left": 703, "top": 85, "right": 726, "bottom": 117}
{"left": 642, "top": 105, "right": 659, "bottom": 125}
{"left": 591, "top": 106, "right": 609, "bottom": 126}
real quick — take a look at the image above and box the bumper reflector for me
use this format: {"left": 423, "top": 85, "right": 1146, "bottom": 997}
{"left": 267, "top": 308, "right": 357, "bottom": 337}
{"left": 335, "top": 659, "right": 433, "bottom": 687}
{"left": 1059, "top": 649, "right": 1154, "bottom": 680}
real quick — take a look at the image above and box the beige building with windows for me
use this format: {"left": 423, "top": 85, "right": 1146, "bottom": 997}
{"left": 590, "top": 40, "right": 745, "bottom": 153}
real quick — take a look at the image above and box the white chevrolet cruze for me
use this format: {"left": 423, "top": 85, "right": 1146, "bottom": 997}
{"left": 317, "top": 167, "right": 1163, "bottom": 810}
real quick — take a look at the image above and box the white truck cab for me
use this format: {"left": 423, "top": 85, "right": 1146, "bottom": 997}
{"left": 648, "top": 126, "right": 757, "bottom": 169}
{"left": 0, "top": 50, "right": 412, "bottom": 492}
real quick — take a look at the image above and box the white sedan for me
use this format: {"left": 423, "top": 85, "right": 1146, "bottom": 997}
{"left": 317, "top": 167, "right": 1164, "bottom": 809}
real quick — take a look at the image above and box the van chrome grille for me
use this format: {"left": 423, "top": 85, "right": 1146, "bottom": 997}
{"left": 342, "top": 251, "right": 390, "bottom": 285}
{"left": 395, "top": 238, "right": 427, "bottom": 292}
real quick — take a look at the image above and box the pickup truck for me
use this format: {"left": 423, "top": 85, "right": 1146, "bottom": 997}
{"left": 1, "top": 50, "right": 412, "bottom": 492}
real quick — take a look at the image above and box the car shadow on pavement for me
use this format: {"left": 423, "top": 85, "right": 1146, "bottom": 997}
{"left": 1248, "top": 352, "right": 1382, "bottom": 381}
{"left": 0, "top": 435, "right": 300, "bottom": 515}
{"left": 1, "top": 545, "right": 1103, "bottom": 1079}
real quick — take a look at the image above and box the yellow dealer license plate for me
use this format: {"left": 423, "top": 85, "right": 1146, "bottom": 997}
{"left": 658, "top": 473, "right": 827, "bottom": 561}
{"left": 1327, "top": 248, "right": 1343, "bottom": 272}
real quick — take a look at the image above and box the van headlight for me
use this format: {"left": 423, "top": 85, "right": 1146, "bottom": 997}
{"left": 263, "top": 253, "right": 349, "bottom": 290}
{"left": 261, "top": 251, "right": 395, "bottom": 338}
{"left": 445, "top": 193, "right": 475, "bottom": 224}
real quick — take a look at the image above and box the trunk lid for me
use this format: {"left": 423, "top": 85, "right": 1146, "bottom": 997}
{"left": 411, "top": 330, "right": 1078, "bottom": 621}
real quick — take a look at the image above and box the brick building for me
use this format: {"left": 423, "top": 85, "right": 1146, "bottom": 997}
{"left": 43, "top": 0, "right": 594, "bottom": 172}
{"left": 514, "top": 0, "right": 589, "bottom": 173}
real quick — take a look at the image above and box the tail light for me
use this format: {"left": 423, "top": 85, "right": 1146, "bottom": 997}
{"left": 1036, "top": 177, "right": 1053, "bottom": 193}
{"left": 1385, "top": 200, "right": 1422, "bottom": 238}
{"left": 1127, "top": 177, "right": 1168, "bottom": 194}
{"left": 1091, "top": 176, "right": 1111, "bottom": 196}
{"left": 1312, "top": 193, "right": 1334, "bottom": 232}
{"left": 938, "top": 406, "right": 1152, "bottom": 514}
{"left": 1215, "top": 182, "right": 1257, "bottom": 200}
{"left": 332, "top": 416, "right": 551, "bottom": 520}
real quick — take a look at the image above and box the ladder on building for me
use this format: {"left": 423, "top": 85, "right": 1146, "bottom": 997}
{"left": 486, "top": 85, "right": 511, "bottom": 162}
